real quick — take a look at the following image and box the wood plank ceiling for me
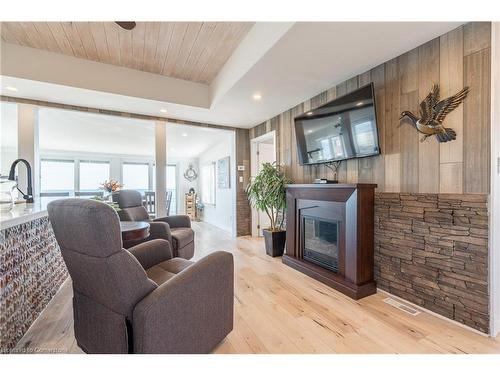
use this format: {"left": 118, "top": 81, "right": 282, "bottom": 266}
{"left": 0, "top": 22, "right": 253, "bottom": 84}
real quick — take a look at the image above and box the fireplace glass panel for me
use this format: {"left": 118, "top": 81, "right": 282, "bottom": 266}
{"left": 302, "top": 216, "right": 339, "bottom": 272}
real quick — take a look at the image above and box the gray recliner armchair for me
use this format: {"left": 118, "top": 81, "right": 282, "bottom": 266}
{"left": 113, "top": 190, "right": 194, "bottom": 260}
{"left": 47, "top": 199, "right": 234, "bottom": 354}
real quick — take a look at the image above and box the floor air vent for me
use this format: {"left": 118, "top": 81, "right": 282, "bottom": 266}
{"left": 383, "top": 297, "right": 421, "bottom": 316}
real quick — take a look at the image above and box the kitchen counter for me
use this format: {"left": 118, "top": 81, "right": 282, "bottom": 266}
{"left": 0, "top": 197, "right": 60, "bottom": 230}
{"left": 1, "top": 202, "right": 48, "bottom": 230}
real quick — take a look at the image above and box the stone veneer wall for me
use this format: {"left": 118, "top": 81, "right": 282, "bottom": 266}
{"left": 0, "top": 217, "right": 68, "bottom": 352}
{"left": 374, "top": 193, "right": 489, "bottom": 333}
{"left": 235, "top": 128, "right": 252, "bottom": 236}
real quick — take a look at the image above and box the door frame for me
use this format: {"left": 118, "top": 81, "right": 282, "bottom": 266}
{"left": 250, "top": 130, "right": 277, "bottom": 237}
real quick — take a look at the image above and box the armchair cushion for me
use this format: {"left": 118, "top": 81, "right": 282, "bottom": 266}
{"left": 154, "top": 215, "right": 191, "bottom": 228}
{"left": 128, "top": 239, "right": 173, "bottom": 270}
{"left": 146, "top": 258, "right": 193, "bottom": 285}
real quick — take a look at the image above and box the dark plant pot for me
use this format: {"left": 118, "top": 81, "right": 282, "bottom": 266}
{"left": 262, "top": 229, "right": 286, "bottom": 257}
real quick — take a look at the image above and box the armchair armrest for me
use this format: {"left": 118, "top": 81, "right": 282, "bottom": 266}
{"left": 128, "top": 239, "right": 173, "bottom": 270}
{"left": 154, "top": 215, "right": 191, "bottom": 228}
{"left": 133, "top": 251, "right": 234, "bottom": 353}
{"left": 148, "top": 221, "right": 172, "bottom": 243}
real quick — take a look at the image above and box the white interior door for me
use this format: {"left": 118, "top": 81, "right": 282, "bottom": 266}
{"left": 256, "top": 142, "right": 275, "bottom": 235}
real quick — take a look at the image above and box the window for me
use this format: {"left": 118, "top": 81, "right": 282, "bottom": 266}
{"left": 40, "top": 159, "right": 75, "bottom": 193}
{"left": 79, "top": 160, "right": 110, "bottom": 191}
{"left": 166, "top": 164, "right": 177, "bottom": 215}
{"left": 201, "top": 163, "right": 216, "bottom": 205}
{"left": 331, "top": 135, "right": 347, "bottom": 158}
{"left": 320, "top": 138, "right": 333, "bottom": 160}
{"left": 152, "top": 163, "right": 156, "bottom": 190}
{"left": 352, "top": 120, "right": 376, "bottom": 155}
{"left": 123, "top": 162, "right": 149, "bottom": 191}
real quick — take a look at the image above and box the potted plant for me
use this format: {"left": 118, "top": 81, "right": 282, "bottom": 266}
{"left": 246, "top": 162, "right": 291, "bottom": 257}
{"left": 90, "top": 196, "right": 122, "bottom": 212}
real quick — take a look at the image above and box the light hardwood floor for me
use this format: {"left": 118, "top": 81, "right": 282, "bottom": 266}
{"left": 14, "top": 222, "right": 500, "bottom": 354}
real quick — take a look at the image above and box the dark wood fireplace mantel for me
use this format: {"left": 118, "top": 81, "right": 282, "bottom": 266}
{"left": 282, "top": 183, "right": 377, "bottom": 299}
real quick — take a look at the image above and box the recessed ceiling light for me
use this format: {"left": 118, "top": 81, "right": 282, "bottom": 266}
{"left": 356, "top": 102, "right": 363, "bottom": 106}
{"left": 181, "top": 133, "right": 188, "bottom": 137}
{"left": 5, "top": 86, "right": 18, "bottom": 92}
{"left": 306, "top": 111, "right": 313, "bottom": 116}
{"left": 252, "top": 93, "right": 262, "bottom": 101}
{"left": 160, "top": 108, "right": 168, "bottom": 113}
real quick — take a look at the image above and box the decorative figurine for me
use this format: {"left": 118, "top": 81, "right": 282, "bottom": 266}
{"left": 399, "top": 84, "right": 469, "bottom": 143}
{"left": 183, "top": 164, "right": 198, "bottom": 182}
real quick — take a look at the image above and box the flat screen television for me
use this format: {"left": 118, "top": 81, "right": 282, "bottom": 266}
{"left": 295, "top": 83, "right": 380, "bottom": 166}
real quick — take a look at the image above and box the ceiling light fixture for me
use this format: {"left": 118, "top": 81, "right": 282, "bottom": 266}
{"left": 306, "top": 111, "right": 313, "bottom": 116}
{"left": 252, "top": 93, "right": 262, "bottom": 101}
{"left": 356, "top": 102, "right": 363, "bottom": 106}
{"left": 5, "top": 86, "right": 18, "bottom": 92}
{"left": 160, "top": 109, "right": 168, "bottom": 113}
{"left": 182, "top": 133, "right": 188, "bottom": 137}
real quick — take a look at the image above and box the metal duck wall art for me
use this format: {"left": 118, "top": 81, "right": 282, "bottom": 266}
{"left": 399, "top": 84, "right": 469, "bottom": 143}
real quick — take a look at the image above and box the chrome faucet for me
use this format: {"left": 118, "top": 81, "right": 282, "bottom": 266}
{"left": 8, "top": 159, "right": 34, "bottom": 203}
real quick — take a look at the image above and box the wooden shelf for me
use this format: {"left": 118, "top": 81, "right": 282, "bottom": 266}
{"left": 185, "top": 193, "right": 196, "bottom": 220}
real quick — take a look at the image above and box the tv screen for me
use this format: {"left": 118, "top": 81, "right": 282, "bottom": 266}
{"left": 295, "top": 83, "right": 380, "bottom": 165}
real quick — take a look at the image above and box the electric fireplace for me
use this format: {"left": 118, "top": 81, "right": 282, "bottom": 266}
{"left": 282, "top": 184, "right": 377, "bottom": 300}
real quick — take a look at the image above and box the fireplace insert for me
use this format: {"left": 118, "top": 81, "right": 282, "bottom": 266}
{"left": 302, "top": 215, "right": 339, "bottom": 272}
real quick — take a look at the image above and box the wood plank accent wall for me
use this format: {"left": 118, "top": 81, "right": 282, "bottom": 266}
{"left": 249, "top": 23, "right": 491, "bottom": 194}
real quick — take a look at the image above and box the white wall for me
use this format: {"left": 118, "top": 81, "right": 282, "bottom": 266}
{"left": 198, "top": 132, "right": 235, "bottom": 234}
{"left": 168, "top": 157, "right": 199, "bottom": 215}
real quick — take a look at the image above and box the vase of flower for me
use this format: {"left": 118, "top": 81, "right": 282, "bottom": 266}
{"left": 100, "top": 179, "right": 123, "bottom": 201}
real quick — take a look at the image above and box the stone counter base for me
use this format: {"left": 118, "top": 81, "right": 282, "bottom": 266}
{"left": 374, "top": 193, "right": 489, "bottom": 333}
{"left": 0, "top": 216, "right": 68, "bottom": 353}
